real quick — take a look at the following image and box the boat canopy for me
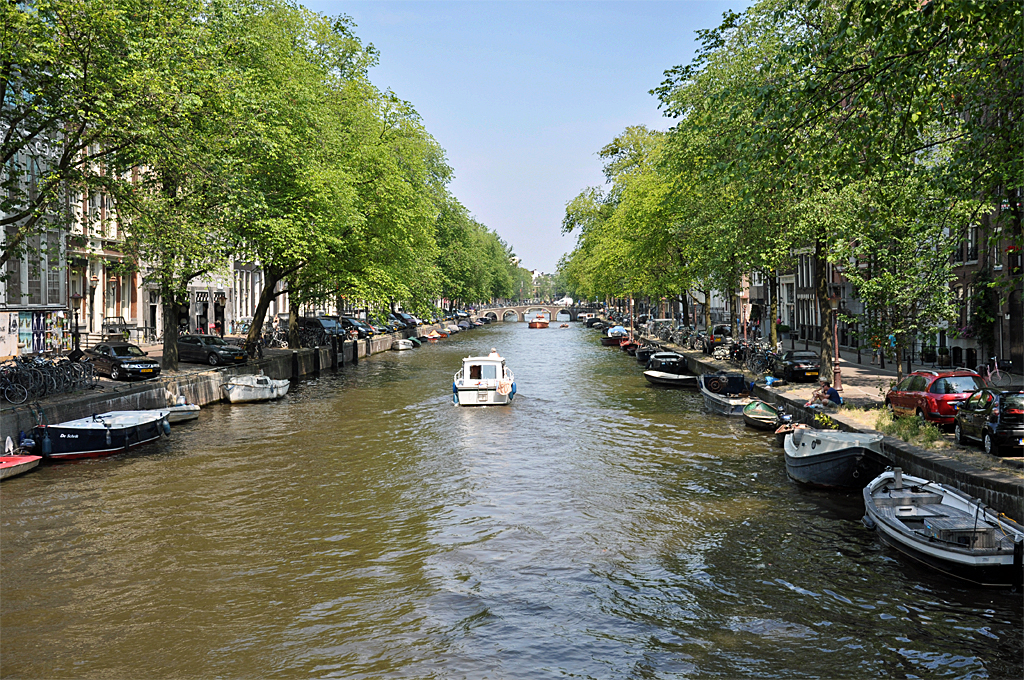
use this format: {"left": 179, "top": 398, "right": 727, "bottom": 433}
{"left": 462, "top": 356, "right": 505, "bottom": 381}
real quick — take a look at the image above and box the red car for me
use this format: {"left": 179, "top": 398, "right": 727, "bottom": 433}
{"left": 884, "top": 370, "right": 987, "bottom": 426}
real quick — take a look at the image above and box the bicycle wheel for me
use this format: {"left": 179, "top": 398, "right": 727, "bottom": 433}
{"left": 990, "top": 370, "right": 1011, "bottom": 388}
{"left": 4, "top": 382, "right": 29, "bottom": 404}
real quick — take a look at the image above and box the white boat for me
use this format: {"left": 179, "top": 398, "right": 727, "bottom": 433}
{"left": 165, "top": 403, "right": 201, "bottom": 423}
{"left": 863, "top": 468, "right": 1024, "bottom": 588}
{"left": 643, "top": 371, "right": 699, "bottom": 388}
{"left": 223, "top": 374, "right": 291, "bottom": 403}
{"left": 783, "top": 428, "right": 884, "bottom": 488}
{"left": 392, "top": 339, "right": 414, "bottom": 351}
{"left": 453, "top": 350, "right": 516, "bottom": 406}
{"left": 446, "top": 324, "right": 461, "bottom": 334}
{"left": 698, "top": 373, "right": 751, "bottom": 416}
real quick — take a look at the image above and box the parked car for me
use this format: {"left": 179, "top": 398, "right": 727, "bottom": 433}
{"left": 773, "top": 350, "right": 821, "bottom": 382}
{"left": 395, "top": 312, "right": 419, "bottom": 327}
{"left": 86, "top": 342, "right": 161, "bottom": 380}
{"left": 954, "top": 389, "right": 1024, "bottom": 456}
{"left": 339, "top": 317, "right": 374, "bottom": 338}
{"left": 387, "top": 314, "right": 408, "bottom": 330}
{"left": 885, "top": 370, "right": 986, "bottom": 426}
{"left": 703, "top": 324, "right": 732, "bottom": 354}
{"left": 177, "top": 335, "right": 246, "bottom": 366}
{"left": 297, "top": 316, "right": 344, "bottom": 338}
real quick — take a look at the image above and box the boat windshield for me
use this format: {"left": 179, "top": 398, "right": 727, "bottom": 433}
{"left": 469, "top": 364, "right": 498, "bottom": 380}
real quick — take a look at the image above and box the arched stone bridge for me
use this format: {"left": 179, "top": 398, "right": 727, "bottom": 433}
{"left": 472, "top": 305, "right": 594, "bottom": 323}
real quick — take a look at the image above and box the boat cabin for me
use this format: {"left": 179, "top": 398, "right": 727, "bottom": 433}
{"left": 459, "top": 356, "right": 507, "bottom": 383}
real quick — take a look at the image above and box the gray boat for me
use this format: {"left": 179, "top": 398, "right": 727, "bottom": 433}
{"left": 783, "top": 428, "right": 884, "bottom": 488}
{"left": 698, "top": 373, "right": 751, "bottom": 416}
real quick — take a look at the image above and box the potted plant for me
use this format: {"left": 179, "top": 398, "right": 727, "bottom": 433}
{"left": 937, "top": 346, "right": 950, "bottom": 366}
{"left": 777, "top": 323, "right": 790, "bottom": 339}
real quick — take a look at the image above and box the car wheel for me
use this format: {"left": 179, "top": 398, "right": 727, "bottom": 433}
{"left": 983, "top": 432, "right": 1001, "bottom": 456}
{"left": 915, "top": 408, "right": 926, "bottom": 424}
{"left": 884, "top": 400, "right": 893, "bottom": 415}
{"left": 208, "top": 353, "right": 220, "bottom": 366}
{"left": 954, "top": 423, "right": 965, "bottom": 445}
{"left": 110, "top": 366, "right": 122, "bottom": 381}
{"left": 784, "top": 368, "right": 792, "bottom": 381}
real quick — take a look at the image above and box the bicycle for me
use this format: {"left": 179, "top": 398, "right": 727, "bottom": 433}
{"left": 978, "top": 357, "right": 1012, "bottom": 388}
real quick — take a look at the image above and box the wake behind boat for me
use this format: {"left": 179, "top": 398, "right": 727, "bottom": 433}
{"left": 784, "top": 428, "right": 885, "bottom": 488}
{"left": 453, "top": 349, "right": 516, "bottom": 406}
{"left": 863, "top": 468, "right": 1024, "bottom": 588}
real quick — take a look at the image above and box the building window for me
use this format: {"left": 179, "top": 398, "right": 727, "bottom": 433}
{"left": 966, "top": 226, "right": 978, "bottom": 262}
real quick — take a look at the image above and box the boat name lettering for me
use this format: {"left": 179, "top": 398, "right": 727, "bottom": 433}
{"left": 60, "top": 433, "right": 79, "bottom": 438}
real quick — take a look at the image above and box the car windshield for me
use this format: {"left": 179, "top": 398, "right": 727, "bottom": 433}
{"left": 112, "top": 345, "right": 145, "bottom": 357}
{"left": 203, "top": 337, "right": 230, "bottom": 346}
{"left": 931, "top": 376, "right": 986, "bottom": 394}
{"left": 318, "top": 318, "right": 338, "bottom": 328}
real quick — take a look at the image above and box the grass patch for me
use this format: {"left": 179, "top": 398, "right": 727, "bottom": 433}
{"left": 875, "top": 409, "right": 944, "bottom": 445}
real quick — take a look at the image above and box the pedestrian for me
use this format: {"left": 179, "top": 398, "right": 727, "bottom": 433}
{"left": 215, "top": 320, "right": 224, "bottom": 338}
{"left": 808, "top": 380, "right": 842, "bottom": 408}
{"left": 871, "top": 336, "right": 881, "bottom": 365}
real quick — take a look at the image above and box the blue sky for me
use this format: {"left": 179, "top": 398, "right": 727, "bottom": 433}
{"left": 302, "top": 1, "right": 747, "bottom": 273}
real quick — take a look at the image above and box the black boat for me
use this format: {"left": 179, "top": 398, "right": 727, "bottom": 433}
{"left": 635, "top": 345, "right": 657, "bottom": 364}
{"left": 30, "top": 410, "right": 171, "bottom": 461}
{"left": 783, "top": 428, "right": 885, "bottom": 488}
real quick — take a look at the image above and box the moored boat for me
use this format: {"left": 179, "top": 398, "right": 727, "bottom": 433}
{"left": 165, "top": 403, "right": 200, "bottom": 423}
{"left": 783, "top": 428, "right": 884, "bottom": 488}
{"left": 774, "top": 422, "right": 808, "bottom": 448}
{"left": 635, "top": 345, "right": 657, "bottom": 364}
{"left": 223, "top": 374, "right": 290, "bottom": 403}
{"left": 28, "top": 410, "right": 170, "bottom": 460}
{"left": 601, "top": 325, "right": 628, "bottom": 346}
{"left": 643, "top": 371, "right": 699, "bottom": 388}
{"left": 742, "top": 400, "right": 780, "bottom": 431}
{"left": 1, "top": 440, "right": 42, "bottom": 480}
{"left": 698, "top": 373, "right": 751, "bottom": 416}
{"left": 862, "top": 468, "right": 1024, "bottom": 588}
{"left": 393, "top": 338, "right": 414, "bottom": 351}
{"left": 453, "top": 349, "right": 516, "bottom": 406}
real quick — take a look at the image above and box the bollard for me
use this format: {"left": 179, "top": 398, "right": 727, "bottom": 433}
{"left": 291, "top": 350, "right": 299, "bottom": 380}
{"left": 313, "top": 346, "right": 321, "bottom": 374}
{"left": 331, "top": 335, "right": 338, "bottom": 370}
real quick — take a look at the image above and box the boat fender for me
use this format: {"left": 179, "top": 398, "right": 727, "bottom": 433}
{"left": 105, "top": 424, "right": 112, "bottom": 447}
{"left": 162, "top": 419, "right": 172, "bottom": 435}
{"left": 862, "top": 514, "right": 876, "bottom": 530}
{"left": 41, "top": 427, "right": 52, "bottom": 457}
{"left": 1013, "top": 539, "right": 1023, "bottom": 592}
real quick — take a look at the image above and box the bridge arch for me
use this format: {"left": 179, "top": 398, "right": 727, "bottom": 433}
{"left": 500, "top": 310, "right": 519, "bottom": 322}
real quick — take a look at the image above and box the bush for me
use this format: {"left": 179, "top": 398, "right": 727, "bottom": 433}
{"left": 777, "top": 323, "right": 790, "bottom": 333}
{"left": 875, "top": 410, "right": 943, "bottom": 444}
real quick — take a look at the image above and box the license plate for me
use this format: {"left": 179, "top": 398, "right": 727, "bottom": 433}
{"left": 806, "top": 371, "right": 818, "bottom": 377}
{"left": 141, "top": 368, "right": 153, "bottom": 373}
{"left": 234, "top": 355, "right": 244, "bottom": 360}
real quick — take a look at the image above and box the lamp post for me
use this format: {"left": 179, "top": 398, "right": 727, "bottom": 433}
{"left": 70, "top": 293, "right": 83, "bottom": 351}
{"left": 828, "top": 293, "right": 843, "bottom": 391}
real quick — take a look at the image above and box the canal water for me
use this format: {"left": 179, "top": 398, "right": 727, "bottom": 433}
{"left": 2, "top": 323, "right": 1021, "bottom": 679}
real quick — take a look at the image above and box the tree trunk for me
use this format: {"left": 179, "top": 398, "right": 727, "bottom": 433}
{"left": 288, "top": 306, "right": 300, "bottom": 349}
{"left": 769, "top": 271, "right": 779, "bottom": 349}
{"left": 160, "top": 298, "right": 182, "bottom": 371}
{"left": 703, "top": 288, "right": 711, "bottom": 330}
{"left": 246, "top": 272, "right": 286, "bottom": 348}
{"left": 814, "top": 237, "right": 835, "bottom": 384}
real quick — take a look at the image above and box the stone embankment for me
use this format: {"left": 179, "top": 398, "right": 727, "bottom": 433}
{"left": 646, "top": 336, "right": 1024, "bottom": 521}
{"left": 1, "top": 329, "right": 431, "bottom": 440}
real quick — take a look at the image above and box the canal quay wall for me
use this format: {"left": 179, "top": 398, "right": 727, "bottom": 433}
{"left": 649, "top": 338, "right": 1024, "bottom": 521}
{"left": 1, "top": 326, "right": 440, "bottom": 440}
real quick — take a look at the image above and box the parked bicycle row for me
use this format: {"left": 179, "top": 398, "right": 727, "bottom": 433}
{"left": 0, "top": 355, "right": 97, "bottom": 404}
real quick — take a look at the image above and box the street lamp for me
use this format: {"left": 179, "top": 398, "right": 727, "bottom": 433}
{"left": 828, "top": 292, "right": 843, "bottom": 391}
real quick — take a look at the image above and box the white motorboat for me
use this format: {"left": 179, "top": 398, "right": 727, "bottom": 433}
{"left": 223, "top": 374, "right": 291, "bottom": 403}
{"left": 783, "top": 428, "right": 884, "bottom": 488}
{"left": 863, "top": 468, "right": 1024, "bottom": 588}
{"left": 453, "top": 350, "right": 516, "bottom": 406}
{"left": 698, "top": 373, "right": 751, "bottom": 416}
{"left": 154, "top": 394, "right": 200, "bottom": 423}
{"left": 393, "top": 339, "right": 414, "bottom": 351}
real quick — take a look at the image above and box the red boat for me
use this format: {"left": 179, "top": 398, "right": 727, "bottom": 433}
{"left": 0, "top": 455, "right": 42, "bottom": 481}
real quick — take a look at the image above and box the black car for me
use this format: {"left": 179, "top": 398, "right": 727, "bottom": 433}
{"left": 177, "top": 335, "right": 246, "bottom": 365}
{"left": 340, "top": 317, "right": 374, "bottom": 338}
{"left": 954, "top": 389, "right": 1024, "bottom": 456}
{"left": 387, "top": 314, "right": 408, "bottom": 330}
{"left": 773, "top": 350, "right": 822, "bottom": 382}
{"left": 297, "top": 316, "right": 344, "bottom": 338}
{"left": 87, "top": 342, "right": 161, "bottom": 380}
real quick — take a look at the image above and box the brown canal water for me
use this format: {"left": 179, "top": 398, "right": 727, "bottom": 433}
{"left": 2, "top": 323, "right": 1021, "bottom": 679}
